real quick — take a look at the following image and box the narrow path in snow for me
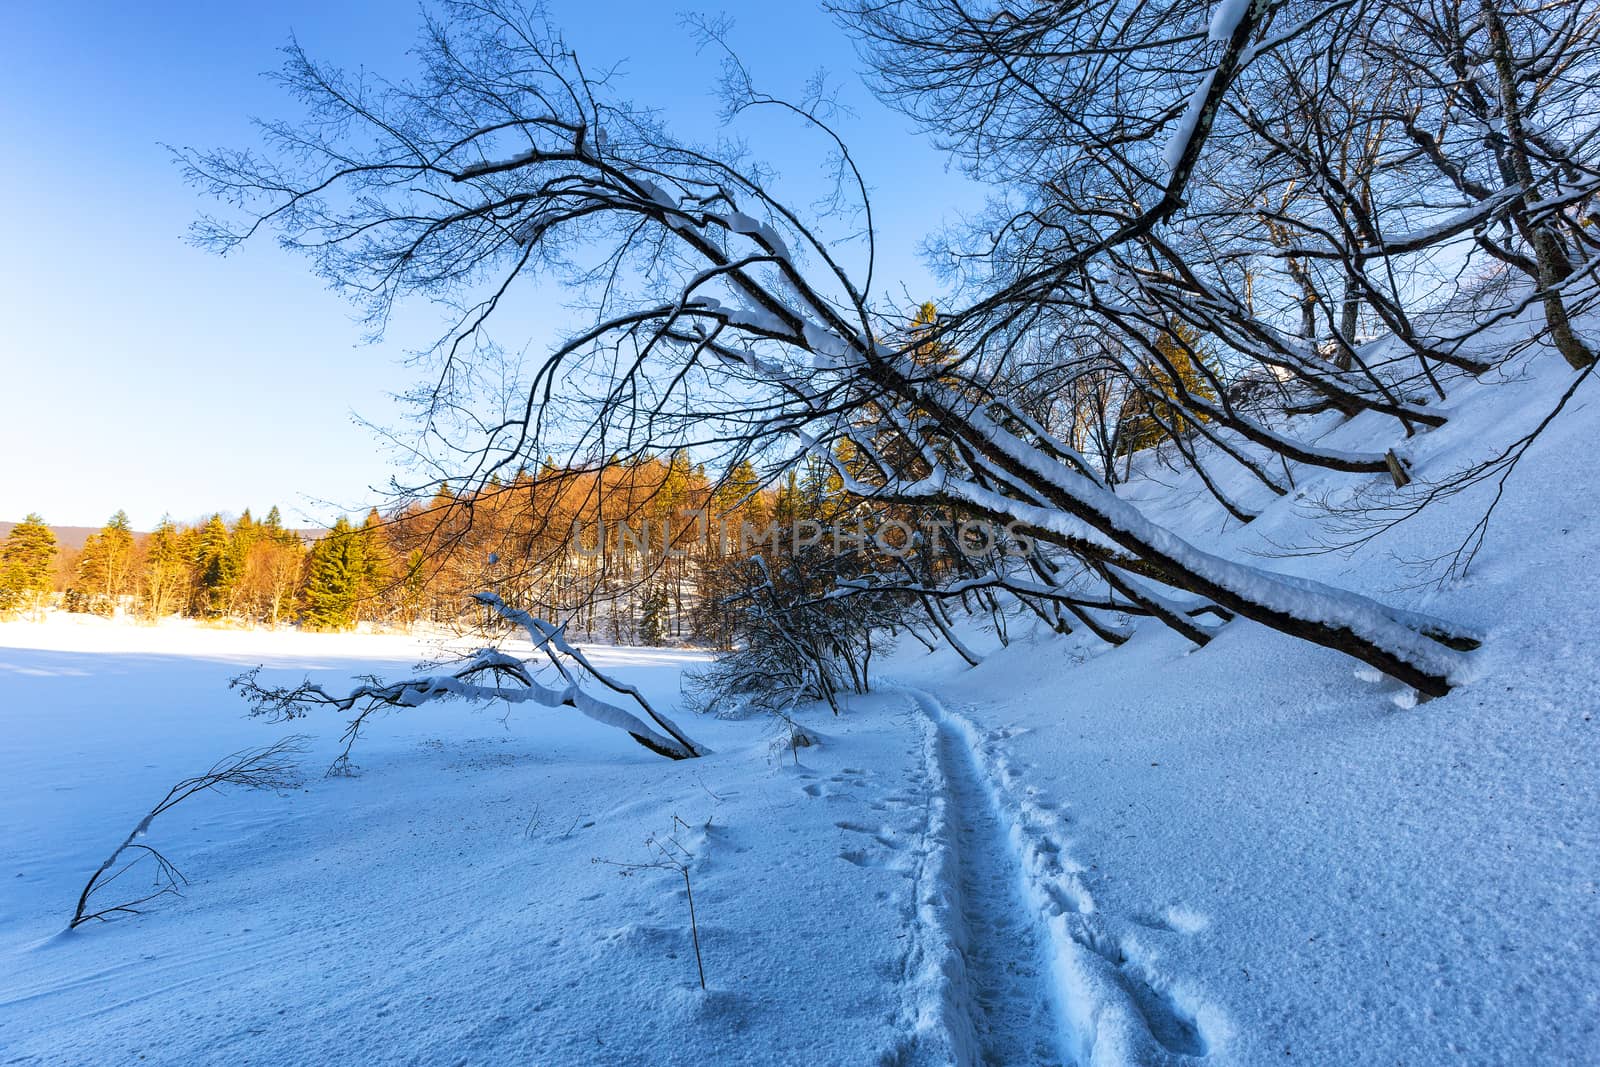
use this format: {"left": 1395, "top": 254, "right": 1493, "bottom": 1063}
{"left": 904, "top": 686, "right": 1069, "bottom": 1066}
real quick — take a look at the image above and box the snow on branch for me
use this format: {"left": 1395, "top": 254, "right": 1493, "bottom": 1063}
{"left": 70, "top": 737, "right": 307, "bottom": 929}
{"left": 233, "top": 595, "right": 703, "bottom": 766}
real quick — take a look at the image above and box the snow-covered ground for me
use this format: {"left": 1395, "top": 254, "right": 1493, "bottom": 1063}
{"left": 3, "top": 344, "right": 1599, "bottom": 1065}
{"left": 0, "top": 620, "right": 950, "bottom": 1065}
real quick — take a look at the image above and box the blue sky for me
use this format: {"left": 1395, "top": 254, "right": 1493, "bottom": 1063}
{"left": 0, "top": 2, "right": 980, "bottom": 530}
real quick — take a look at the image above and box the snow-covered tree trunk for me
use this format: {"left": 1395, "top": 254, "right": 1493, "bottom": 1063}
{"left": 234, "top": 594, "right": 704, "bottom": 763}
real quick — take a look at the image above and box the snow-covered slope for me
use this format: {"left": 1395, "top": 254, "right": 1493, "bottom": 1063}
{"left": 872, "top": 334, "right": 1600, "bottom": 1064}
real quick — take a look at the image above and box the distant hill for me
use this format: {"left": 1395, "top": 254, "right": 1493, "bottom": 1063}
{"left": 0, "top": 522, "right": 115, "bottom": 553}
{"left": 0, "top": 520, "right": 324, "bottom": 553}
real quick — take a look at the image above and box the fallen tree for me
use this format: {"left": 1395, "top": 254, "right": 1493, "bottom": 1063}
{"left": 234, "top": 593, "right": 704, "bottom": 764}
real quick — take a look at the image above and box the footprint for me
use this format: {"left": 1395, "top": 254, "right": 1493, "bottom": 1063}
{"left": 1078, "top": 930, "right": 1207, "bottom": 1057}
{"left": 1162, "top": 905, "right": 1211, "bottom": 934}
{"left": 1115, "top": 966, "right": 1207, "bottom": 1057}
{"left": 801, "top": 783, "right": 823, "bottom": 797}
{"left": 1077, "top": 926, "right": 1126, "bottom": 965}
{"left": 1131, "top": 905, "right": 1209, "bottom": 935}
{"left": 1044, "top": 883, "right": 1089, "bottom": 916}
{"left": 840, "top": 849, "right": 889, "bottom": 868}
{"left": 837, "top": 820, "right": 908, "bottom": 852}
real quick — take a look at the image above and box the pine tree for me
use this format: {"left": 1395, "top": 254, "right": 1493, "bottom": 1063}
{"left": 300, "top": 517, "right": 366, "bottom": 631}
{"left": 233, "top": 508, "right": 304, "bottom": 626}
{"left": 222, "top": 510, "right": 265, "bottom": 617}
{"left": 191, "top": 514, "right": 237, "bottom": 617}
{"left": 653, "top": 450, "right": 693, "bottom": 522}
{"left": 797, "top": 448, "right": 847, "bottom": 520}
{"left": 261, "top": 506, "right": 305, "bottom": 551}
{"left": 773, "top": 470, "right": 804, "bottom": 528}
{"left": 0, "top": 514, "right": 57, "bottom": 618}
{"left": 637, "top": 582, "right": 669, "bottom": 646}
{"left": 908, "top": 300, "right": 956, "bottom": 371}
{"left": 714, "top": 460, "right": 766, "bottom": 524}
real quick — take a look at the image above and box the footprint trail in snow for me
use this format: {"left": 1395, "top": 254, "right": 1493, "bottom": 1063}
{"left": 936, "top": 709, "right": 1069, "bottom": 1066}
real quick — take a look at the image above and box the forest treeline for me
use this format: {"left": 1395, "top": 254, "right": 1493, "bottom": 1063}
{"left": 0, "top": 453, "right": 856, "bottom": 645}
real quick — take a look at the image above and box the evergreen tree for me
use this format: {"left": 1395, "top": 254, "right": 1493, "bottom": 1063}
{"left": 191, "top": 514, "right": 237, "bottom": 617}
{"left": 714, "top": 460, "right": 766, "bottom": 523}
{"left": 223, "top": 510, "right": 264, "bottom": 617}
{"left": 301, "top": 517, "right": 366, "bottom": 631}
{"left": 637, "top": 582, "right": 669, "bottom": 646}
{"left": 234, "top": 508, "right": 304, "bottom": 626}
{"left": 797, "top": 448, "right": 846, "bottom": 519}
{"left": 773, "top": 470, "right": 804, "bottom": 528}
{"left": 907, "top": 300, "right": 956, "bottom": 372}
{"left": 261, "top": 506, "right": 305, "bottom": 552}
{"left": 0, "top": 514, "right": 57, "bottom": 618}
{"left": 654, "top": 450, "right": 693, "bottom": 520}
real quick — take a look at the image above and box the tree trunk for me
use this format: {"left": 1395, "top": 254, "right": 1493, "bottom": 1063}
{"left": 1482, "top": 0, "right": 1595, "bottom": 370}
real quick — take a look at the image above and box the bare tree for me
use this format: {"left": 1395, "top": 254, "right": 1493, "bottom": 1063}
{"left": 686, "top": 546, "right": 912, "bottom": 717}
{"left": 594, "top": 814, "right": 709, "bottom": 990}
{"left": 180, "top": 0, "right": 1578, "bottom": 700}
{"left": 70, "top": 738, "right": 305, "bottom": 929}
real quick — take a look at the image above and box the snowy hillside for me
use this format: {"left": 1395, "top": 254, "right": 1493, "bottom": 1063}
{"left": 870, "top": 339, "right": 1600, "bottom": 1064}
{"left": 3, "top": 334, "right": 1598, "bottom": 1066}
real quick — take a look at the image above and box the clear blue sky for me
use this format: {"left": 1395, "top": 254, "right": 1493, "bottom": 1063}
{"left": 0, "top": 1, "right": 980, "bottom": 531}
